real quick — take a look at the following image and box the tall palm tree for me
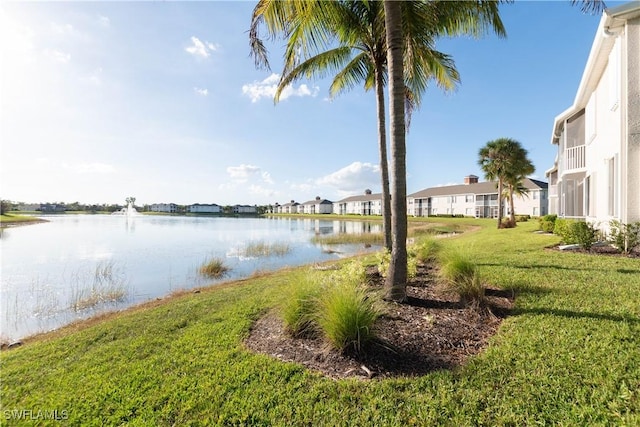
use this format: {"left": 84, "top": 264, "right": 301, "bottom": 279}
{"left": 250, "top": 1, "right": 462, "bottom": 252}
{"left": 383, "top": 0, "right": 407, "bottom": 302}
{"left": 250, "top": 0, "right": 506, "bottom": 301}
{"left": 478, "top": 137, "right": 532, "bottom": 228}
{"left": 504, "top": 145, "right": 535, "bottom": 224}
{"left": 269, "top": 2, "right": 462, "bottom": 252}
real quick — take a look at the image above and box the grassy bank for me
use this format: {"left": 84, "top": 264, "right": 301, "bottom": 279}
{"left": 0, "top": 213, "right": 45, "bottom": 226}
{"left": 1, "top": 220, "right": 638, "bottom": 425}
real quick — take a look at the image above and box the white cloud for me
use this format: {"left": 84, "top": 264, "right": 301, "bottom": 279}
{"left": 185, "top": 36, "right": 218, "bottom": 59}
{"left": 98, "top": 15, "right": 110, "bottom": 28}
{"left": 242, "top": 73, "right": 320, "bottom": 103}
{"left": 194, "top": 87, "right": 208, "bottom": 96}
{"left": 316, "top": 162, "right": 380, "bottom": 196}
{"left": 44, "top": 49, "right": 71, "bottom": 63}
{"left": 249, "top": 184, "right": 277, "bottom": 198}
{"left": 227, "top": 164, "right": 261, "bottom": 182}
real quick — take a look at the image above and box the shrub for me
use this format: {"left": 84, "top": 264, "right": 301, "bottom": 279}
{"left": 572, "top": 221, "right": 598, "bottom": 251}
{"left": 377, "top": 248, "right": 418, "bottom": 279}
{"left": 608, "top": 220, "right": 640, "bottom": 254}
{"left": 499, "top": 219, "right": 516, "bottom": 229}
{"left": 514, "top": 215, "right": 530, "bottom": 222}
{"left": 553, "top": 218, "right": 577, "bottom": 243}
{"left": 316, "top": 282, "right": 381, "bottom": 354}
{"left": 438, "top": 251, "right": 484, "bottom": 307}
{"left": 538, "top": 214, "right": 557, "bottom": 233}
{"left": 199, "top": 257, "right": 230, "bottom": 278}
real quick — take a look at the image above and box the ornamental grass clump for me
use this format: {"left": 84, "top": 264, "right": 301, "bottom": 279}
{"left": 281, "top": 277, "right": 322, "bottom": 338}
{"left": 316, "top": 281, "right": 381, "bottom": 355}
{"left": 438, "top": 251, "right": 484, "bottom": 308}
{"left": 414, "top": 237, "right": 441, "bottom": 263}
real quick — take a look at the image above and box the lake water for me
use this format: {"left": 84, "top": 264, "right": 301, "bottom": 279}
{"left": 0, "top": 215, "right": 381, "bottom": 341}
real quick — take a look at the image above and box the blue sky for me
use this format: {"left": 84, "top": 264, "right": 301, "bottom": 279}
{"left": 0, "top": 1, "right": 620, "bottom": 206}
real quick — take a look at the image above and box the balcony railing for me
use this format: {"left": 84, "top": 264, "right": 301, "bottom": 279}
{"left": 564, "top": 145, "right": 585, "bottom": 171}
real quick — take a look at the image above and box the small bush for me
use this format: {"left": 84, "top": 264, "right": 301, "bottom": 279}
{"left": 514, "top": 215, "right": 530, "bottom": 222}
{"left": 538, "top": 214, "right": 557, "bottom": 233}
{"left": 199, "top": 257, "right": 230, "bottom": 278}
{"left": 499, "top": 219, "right": 516, "bottom": 229}
{"left": 553, "top": 218, "right": 578, "bottom": 243}
{"left": 609, "top": 220, "right": 640, "bottom": 254}
{"left": 572, "top": 221, "right": 598, "bottom": 250}
{"left": 438, "top": 251, "right": 484, "bottom": 307}
{"left": 316, "top": 282, "right": 381, "bottom": 354}
{"left": 377, "top": 249, "right": 418, "bottom": 279}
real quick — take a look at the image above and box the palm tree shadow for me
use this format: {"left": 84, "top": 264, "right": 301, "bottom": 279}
{"left": 513, "top": 307, "right": 639, "bottom": 324}
{"left": 405, "top": 296, "right": 461, "bottom": 310}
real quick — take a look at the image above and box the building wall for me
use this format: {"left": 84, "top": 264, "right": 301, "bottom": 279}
{"left": 189, "top": 205, "right": 220, "bottom": 213}
{"left": 626, "top": 16, "right": 640, "bottom": 223}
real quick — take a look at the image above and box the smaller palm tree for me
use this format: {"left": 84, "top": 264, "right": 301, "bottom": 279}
{"left": 478, "top": 138, "right": 533, "bottom": 228}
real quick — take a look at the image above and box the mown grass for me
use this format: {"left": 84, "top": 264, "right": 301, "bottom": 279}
{"left": 0, "top": 213, "right": 44, "bottom": 225}
{"left": 1, "top": 219, "right": 639, "bottom": 425}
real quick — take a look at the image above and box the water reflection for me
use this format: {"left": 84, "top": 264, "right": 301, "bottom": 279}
{"left": 1, "top": 215, "right": 381, "bottom": 340}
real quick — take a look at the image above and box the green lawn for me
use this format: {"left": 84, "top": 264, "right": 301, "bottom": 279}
{"left": 0, "top": 213, "right": 44, "bottom": 225}
{"left": 1, "top": 219, "right": 638, "bottom": 426}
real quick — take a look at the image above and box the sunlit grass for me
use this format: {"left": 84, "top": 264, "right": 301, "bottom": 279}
{"left": 1, "top": 220, "right": 639, "bottom": 425}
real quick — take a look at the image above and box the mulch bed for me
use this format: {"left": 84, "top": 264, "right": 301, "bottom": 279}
{"left": 244, "top": 263, "right": 514, "bottom": 380}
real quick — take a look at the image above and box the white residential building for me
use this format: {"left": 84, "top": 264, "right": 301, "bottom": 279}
{"left": 333, "top": 189, "right": 383, "bottom": 215}
{"left": 547, "top": 2, "right": 640, "bottom": 228}
{"left": 278, "top": 200, "right": 300, "bottom": 214}
{"left": 233, "top": 205, "right": 257, "bottom": 214}
{"left": 150, "top": 203, "right": 177, "bottom": 213}
{"left": 299, "top": 197, "right": 333, "bottom": 214}
{"left": 188, "top": 203, "right": 221, "bottom": 214}
{"left": 408, "top": 175, "right": 548, "bottom": 218}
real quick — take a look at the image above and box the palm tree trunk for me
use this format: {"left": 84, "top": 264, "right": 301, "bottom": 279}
{"left": 383, "top": 0, "right": 407, "bottom": 302}
{"left": 497, "top": 179, "right": 504, "bottom": 228}
{"left": 374, "top": 63, "right": 392, "bottom": 252}
{"left": 509, "top": 185, "right": 516, "bottom": 224}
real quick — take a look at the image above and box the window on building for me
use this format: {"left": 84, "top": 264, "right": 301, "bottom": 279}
{"left": 533, "top": 191, "right": 538, "bottom": 200}
{"left": 533, "top": 207, "right": 538, "bottom": 216}
{"left": 465, "top": 195, "right": 474, "bottom": 203}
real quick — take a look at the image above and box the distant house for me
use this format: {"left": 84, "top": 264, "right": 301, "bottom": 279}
{"left": 39, "top": 203, "right": 66, "bottom": 213}
{"left": 546, "top": 2, "right": 640, "bottom": 228}
{"left": 233, "top": 205, "right": 257, "bottom": 214}
{"left": 299, "top": 197, "right": 333, "bottom": 214}
{"left": 333, "top": 189, "right": 383, "bottom": 215}
{"left": 188, "top": 203, "right": 221, "bottom": 214}
{"left": 150, "top": 203, "right": 177, "bottom": 213}
{"left": 279, "top": 200, "right": 300, "bottom": 214}
{"left": 408, "top": 175, "right": 548, "bottom": 218}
